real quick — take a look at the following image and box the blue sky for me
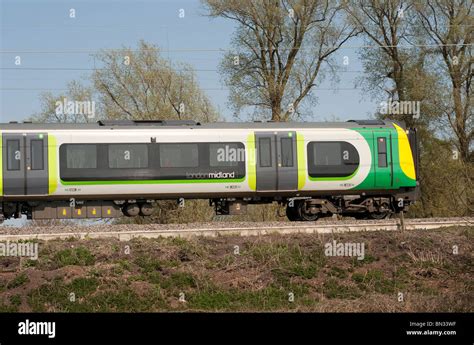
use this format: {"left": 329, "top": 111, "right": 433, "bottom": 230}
{"left": 0, "top": 0, "right": 379, "bottom": 123}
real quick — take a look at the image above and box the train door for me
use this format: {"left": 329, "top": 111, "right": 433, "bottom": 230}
{"left": 374, "top": 131, "right": 393, "bottom": 188}
{"left": 255, "top": 131, "right": 298, "bottom": 191}
{"left": 2, "top": 133, "right": 49, "bottom": 195}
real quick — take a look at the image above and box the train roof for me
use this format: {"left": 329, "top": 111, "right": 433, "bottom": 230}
{"left": 0, "top": 119, "right": 404, "bottom": 130}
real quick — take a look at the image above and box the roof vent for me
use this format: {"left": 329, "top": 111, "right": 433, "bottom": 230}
{"left": 97, "top": 120, "right": 199, "bottom": 126}
{"left": 347, "top": 119, "right": 385, "bottom": 126}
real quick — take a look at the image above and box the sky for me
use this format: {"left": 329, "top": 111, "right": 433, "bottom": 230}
{"left": 0, "top": 0, "right": 379, "bottom": 123}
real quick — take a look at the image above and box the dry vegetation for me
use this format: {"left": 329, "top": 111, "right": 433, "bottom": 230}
{"left": 0, "top": 226, "right": 472, "bottom": 312}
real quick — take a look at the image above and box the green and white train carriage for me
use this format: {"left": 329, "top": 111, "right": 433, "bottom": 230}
{"left": 0, "top": 119, "right": 419, "bottom": 222}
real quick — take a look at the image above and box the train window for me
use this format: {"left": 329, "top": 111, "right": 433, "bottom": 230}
{"left": 259, "top": 138, "right": 272, "bottom": 167}
{"left": 313, "top": 142, "right": 341, "bottom": 166}
{"left": 307, "top": 141, "right": 359, "bottom": 178}
{"left": 281, "top": 138, "right": 293, "bottom": 167}
{"left": 108, "top": 144, "right": 148, "bottom": 169}
{"left": 377, "top": 137, "right": 387, "bottom": 167}
{"left": 7, "top": 140, "right": 20, "bottom": 171}
{"left": 66, "top": 145, "right": 97, "bottom": 169}
{"left": 209, "top": 143, "right": 242, "bottom": 167}
{"left": 160, "top": 144, "right": 198, "bottom": 168}
{"left": 31, "top": 139, "right": 44, "bottom": 170}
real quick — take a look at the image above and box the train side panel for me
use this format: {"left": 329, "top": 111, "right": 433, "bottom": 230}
{"left": 0, "top": 121, "right": 419, "bottom": 221}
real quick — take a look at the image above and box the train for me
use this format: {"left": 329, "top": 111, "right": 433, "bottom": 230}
{"left": 0, "top": 119, "right": 419, "bottom": 222}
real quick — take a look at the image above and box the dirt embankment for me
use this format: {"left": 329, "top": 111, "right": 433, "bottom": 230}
{"left": 0, "top": 226, "right": 472, "bottom": 312}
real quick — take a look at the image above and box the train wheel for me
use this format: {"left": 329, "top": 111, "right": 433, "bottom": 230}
{"left": 286, "top": 204, "right": 299, "bottom": 221}
{"left": 353, "top": 213, "right": 369, "bottom": 220}
{"left": 299, "top": 212, "right": 319, "bottom": 221}
{"left": 297, "top": 201, "right": 319, "bottom": 221}
{"left": 139, "top": 203, "right": 154, "bottom": 216}
{"left": 368, "top": 202, "right": 391, "bottom": 219}
{"left": 368, "top": 212, "right": 390, "bottom": 219}
{"left": 123, "top": 203, "right": 140, "bottom": 217}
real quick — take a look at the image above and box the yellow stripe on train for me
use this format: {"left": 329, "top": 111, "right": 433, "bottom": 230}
{"left": 296, "top": 132, "right": 306, "bottom": 190}
{"left": 393, "top": 123, "right": 416, "bottom": 180}
{"left": 246, "top": 133, "right": 256, "bottom": 191}
{"left": 0, "top": 133, "right": 2, "bottom": 196}
{"left": 48, "top": 134, "right": 58, "bottom": 194}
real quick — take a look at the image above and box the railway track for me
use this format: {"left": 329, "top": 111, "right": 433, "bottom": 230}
{"left": 0, "top": 217, "right": 472, "bottom": 242}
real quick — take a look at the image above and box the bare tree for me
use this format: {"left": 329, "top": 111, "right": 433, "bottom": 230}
{"left": 415, "top": 0, "right": 472, "bottom": 162}
{"left": 343, "top": 0, "right": 444, "bottom": 128}
{"left": 93, "top": 40, "right": 218, "bottom": 123}
{"left": 346, "top": 1, "right": 415, "bottom": 101}
{"left": 204, "top": 0, "right": 358, "bottom": 121}
{"left": 34, "top": 41, "right": 218, "bottom": 125}
{"left": 30, "top": 81, "right": 97, "bottom": 123}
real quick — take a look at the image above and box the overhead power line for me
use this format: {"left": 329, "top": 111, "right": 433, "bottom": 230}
{"left": 0, "top": 42, "right": 472, "bottom": 54}
{"left": 0, "top": 67, "right": 367, "bottom": 73}
{"left": 0, "top": 67, "right": 220, "bottom": 72}
{"left": 0, "top": 87, "right": 361, "bottom": 92}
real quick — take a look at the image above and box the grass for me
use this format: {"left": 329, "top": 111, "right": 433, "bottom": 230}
{"left": 0, "top": 226, "right": 470, "bottom": 312}
{"left": 134, "top": 256, "right": 164, "bottom": 273}
{"left": 351, "top": 254, "right": 378, "bottom": 267}
{"left": 51, "top": 247, "right": 95, "bottom": 268}
{"left": 248, "top": 242, "right": 326, "bottom": 286}
{"left": 161, "top": 272, "right": 197, "bottom": 290}
{"left": 351, "top": 269, "right": 403, "bottom": 294}
{"left": 27, "top": 277, "right": 165, "bottom": 312}
{"left": 328, "top": 267, "right": 349, "bottom": 279}
{"left": 9, "top": 294, "right": 22, "bottom": 306}
{"left": 323, "top": 279, "right": 361, "bottom": 299}
{"left": 0, "top": 303, "right": 19, "bottom": 312}
{"left": 7, "top": 273, "right": 29, "bottom": 289}
{"left": 69, "top": 277, "right": 99, "bottom": 297}
{"left": 186, "top": 285, "right": 306, "bottom": 311}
